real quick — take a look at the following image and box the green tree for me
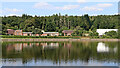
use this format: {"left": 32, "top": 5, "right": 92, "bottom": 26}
{"left": 45, "top": 22, "right": 56, "bottom": 32}
{"left": 104, "top": 31, "right": 118, "bottom": 38}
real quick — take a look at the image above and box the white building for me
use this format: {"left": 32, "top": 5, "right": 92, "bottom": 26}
{"left": 96, "top": 29, "right": 118, "bottom": 36}
{"left": 41, "top": 32, "right": 59, "bottom": 36}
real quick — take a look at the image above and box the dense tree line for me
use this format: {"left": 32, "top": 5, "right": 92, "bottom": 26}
{"left": 1, "top": 13, "right": 119, "bottom": 35}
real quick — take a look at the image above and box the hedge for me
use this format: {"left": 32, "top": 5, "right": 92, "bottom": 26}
{"left": 0, "top": 35, "right": 80, "bottom": 39}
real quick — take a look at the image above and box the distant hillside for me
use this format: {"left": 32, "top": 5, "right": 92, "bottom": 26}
{"left": 1, "top": 14, "right": 119, "bottom": 35}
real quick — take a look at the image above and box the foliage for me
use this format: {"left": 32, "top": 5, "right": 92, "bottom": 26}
{"left": 32, "top": 28, "right": 43, "bottom": 34}
{"left": 89, "top": 32, "right": 99, "bottom": 37}
{"left": 1, "top": 14, "right": 119, "bottom": 38}
{"left": 72, "top": 26, "right": 84, "bottom": 36}
{"left": 103, "top": 31, "right": 118, "bottom": 38}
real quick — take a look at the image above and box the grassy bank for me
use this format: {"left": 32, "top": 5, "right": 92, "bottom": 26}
{"left": 0, "top": 35, "right": 119, "bottom": 39}
{"left": 1, "top": 35, "right": 119, "bottom": 42}
{"left": 0, "top": 35, "right": 81, "bottom": 39}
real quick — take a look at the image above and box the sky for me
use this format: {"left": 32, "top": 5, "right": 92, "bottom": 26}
{"left": 0, "top": 0, "right": 119, "bottom": 16}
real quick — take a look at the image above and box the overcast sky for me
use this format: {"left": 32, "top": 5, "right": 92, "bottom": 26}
{"left": 0, "top": 0, "right": 119, "bottom": 16}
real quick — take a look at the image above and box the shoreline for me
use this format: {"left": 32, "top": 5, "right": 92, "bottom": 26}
{"left": 1, "top": 38, "right": 120, "bottom": 42}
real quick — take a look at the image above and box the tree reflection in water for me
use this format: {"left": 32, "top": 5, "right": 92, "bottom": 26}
{"left": 2, "top": 41, "right": 119, "bottom": 65}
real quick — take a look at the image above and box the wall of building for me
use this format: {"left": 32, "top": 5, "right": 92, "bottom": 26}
{"left": 23, "top": 33, "right": 28, "bottom": 36}
{"left": 41, "top": 34, "right": 47, "bottom": 36}
{"left": 14, "top": 30, "right": 23, "bottom": 36}
{"left": 41, "top": 33, "right": 59, "bottom": 36}
{"left": 97, "top": 29, "right": 118, "bottom": 36}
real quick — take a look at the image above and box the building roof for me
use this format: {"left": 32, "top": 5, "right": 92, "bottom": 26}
{"left": 15, "top": 30, "right": 22, "bottom": 31}
{"left": 96, "top": 29, "right": 118, "bottom": 35}
{"left": 7, "top": 29, "right": 14, "bottom": 30}
{"left": 7, "top": 29, "right": 14, "bottom": 34}
{"left": 7, "top": 29, "right": 23, "bottom": 34}
{"left": 43, "top": 32, "right": 59, "bottom": 34}
{"left": 23, "top": 32, "right": 32, "bottom": 34}
{"left": 62, "top": 30, "right": 74, "bottom": 33}
{"left": 14, "top": 30, "right": 22, "bottom": 32}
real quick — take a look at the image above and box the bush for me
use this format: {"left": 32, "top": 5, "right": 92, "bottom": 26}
{"left": 91, "top": 36, "right": 99, "bottom": 39}
{"left": 104, "top": 31, "right": 118, "bottom": 38}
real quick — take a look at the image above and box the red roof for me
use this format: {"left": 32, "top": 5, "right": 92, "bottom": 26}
{"left": 7, "top": 29, "right": 14, "bottom": 34}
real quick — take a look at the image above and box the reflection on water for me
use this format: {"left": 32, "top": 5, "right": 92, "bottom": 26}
{"left": 97, "top": 42, "right": 117, "bottom": 53}
{"left": 0, "top": 58, "right": 1, "bottom": 67}
{"left": 2, "top": 41, "right": 119, "bottom": 66}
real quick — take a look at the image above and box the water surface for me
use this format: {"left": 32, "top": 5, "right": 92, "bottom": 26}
{"left": 2, "top": 41, "right": 119, "bottom": 66}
